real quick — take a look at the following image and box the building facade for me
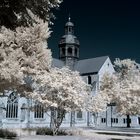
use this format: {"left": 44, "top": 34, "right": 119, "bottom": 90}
{"left": 0, "top": 18, "right": 140, "bottom": 129}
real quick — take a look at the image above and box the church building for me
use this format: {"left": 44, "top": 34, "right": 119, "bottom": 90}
{"left": 0, "top": 18, "right": 140, "bottom": 129}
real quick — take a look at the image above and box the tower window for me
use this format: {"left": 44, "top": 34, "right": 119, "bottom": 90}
{"left": 68, "top": 47, "right": 72, "bottom": 56}
{"left": 75, "top": 48, "right": 77, "bottom": 56}
{"left": 6, "top": 92, "right": 18, "bottom": 118}
{"left": 69, "top": 27, "right": 72, "bottom": 33}
{"left": 62, "top": 48, "right": 65, "bottom": 56}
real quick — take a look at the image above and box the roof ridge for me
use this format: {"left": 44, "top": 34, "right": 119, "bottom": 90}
{"left": 79, "top": 55, "right": 108, "bottom": 61}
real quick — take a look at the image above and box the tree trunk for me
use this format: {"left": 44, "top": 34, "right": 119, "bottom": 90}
{"left": 50, "top": 107, "right": 56, "bottom": 130}
{"left": 50, "top": 107, "right": 66, "bottom": 135}
{"left": 93, "top": 113, "right": 98, "bottom": 127}
{"left": 126, "top": 114, "right": 131, "bottom": 128}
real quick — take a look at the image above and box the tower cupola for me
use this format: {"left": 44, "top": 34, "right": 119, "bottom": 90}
{"left": 65, "top": 17, "right": 74, "bottom": 35}
{"left": 58, "top": 16, "right": 80, "bottom": 69}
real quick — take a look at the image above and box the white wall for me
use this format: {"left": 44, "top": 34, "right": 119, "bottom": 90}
{"left": 99, "top": 57, "right": 115, "bottom": 84}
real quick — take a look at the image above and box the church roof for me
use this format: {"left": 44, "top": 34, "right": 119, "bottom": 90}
{"left": 52, "top": 56, "right": 109, "bottom": 75}
{"left": 52, "top": 58, "right": 64, "bottom": 68}
{"left": 74, "top": 56, "right": 108, "bottom": 75}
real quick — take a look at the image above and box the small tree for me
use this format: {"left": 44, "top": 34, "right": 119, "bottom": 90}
{"left": 100, "top": 59, "right": 140, "bottom": 128}
{"left": 31, "top": 67, "right": 90, "bottom": 135}
{"left": 87, "top": 92, "right": 108, "bottom": 127}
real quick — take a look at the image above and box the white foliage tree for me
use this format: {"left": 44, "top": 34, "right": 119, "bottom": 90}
{"left": 0, "top": 10, "right": 90, "bottom": 133}
{"left": 87, "top": 93, "right": 107, "bottom": 127}
{"left": 0, "top": 0, "right": 63, "bottom": 94}
{"left": 0, "top": 17, "right": 52, "bottom": 95}
{"left": 31, "top": 67, "right": 90, "bottom": 135}
{"left": 99, "top": 59, "right": 140, "bottom": 127}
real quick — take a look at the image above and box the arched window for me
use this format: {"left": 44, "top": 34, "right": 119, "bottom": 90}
{"left": 88, "top": 76, "right": 92, "bottom": 85}
{"left": 6, "top": 92, "right": 18, "bottom": 118}
{"left": 62, "top": 48, "right": 65, "bottom": 56}
{"left": 34, "top": 103, "right": 44, "bottom": 118}
{"left": 75, "top": 48, "right": 77, "bottom": 56}
{"left": 68, "top": 27, "right": 72, "bottom": 33}
{"left": 68, "top": 47, "right": 72, "bottom": 56}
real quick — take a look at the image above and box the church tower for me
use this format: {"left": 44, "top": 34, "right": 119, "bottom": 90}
{"left": 59, "top": 17, "right": 80, "bottom": 69}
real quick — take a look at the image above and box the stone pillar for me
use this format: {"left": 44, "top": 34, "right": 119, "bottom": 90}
{"left": 72, "top": 47, "right": 75, "bottom": 57}
{"left": 77, "top": 48, "right": 79, "bottom": 58}
{"left": 66, "top": 47, "right": 68, "bottom": 56}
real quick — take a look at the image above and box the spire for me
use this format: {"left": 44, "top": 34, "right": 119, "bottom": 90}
{"left": 65, "top": 14, "right": 74, "bottom": 35}
{"left": 65, "top": 14, "right": 74, "bottom": 27}
{"left": 68, "top": 14, "right": 71, "bottom": 22}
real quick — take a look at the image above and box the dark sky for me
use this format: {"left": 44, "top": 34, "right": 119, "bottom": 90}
{"left": 48, "top": 0, "right": 140, "bottom": 63}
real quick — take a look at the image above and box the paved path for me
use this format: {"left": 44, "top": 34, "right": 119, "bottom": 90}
{"left": 17, "top": 136, "right": 101, "bottom": 140}
{"left": 17, "top": 129, "right": 140, "bottom": 140}
{"left": 90, "top": 127, "right": 140, "bottom": 133}
{"left": 17, "top": 135, "right": 140, "bottom": 140}
{"left": 10, "top": 127, "right": 140, "bottom": 140}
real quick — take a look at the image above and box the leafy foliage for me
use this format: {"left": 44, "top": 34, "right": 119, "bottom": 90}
{"left": 0, "top": 0, "right": 62, "bottom": 29}
{"left": 0, "top": 18, "right": 52, "bottom": 95}
{"left": 36, "top": 127, "right": 68, "bottom": 136}
{"left": 99, "top": 59, "right": 140, "bottom": 116}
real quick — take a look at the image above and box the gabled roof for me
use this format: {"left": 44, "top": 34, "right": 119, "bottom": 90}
{"left": 52, "top": 56, "right": 109, "bottom": 75}
{"left": 74, "top": 56, "right": 109, "bottom": 75}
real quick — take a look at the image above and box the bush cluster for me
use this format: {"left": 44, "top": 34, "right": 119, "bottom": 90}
{"left": 36, "top": 127, "right": 69, "bottom": 136}
{"left": 0, "top": 129, "right": 17, "bottom": 139}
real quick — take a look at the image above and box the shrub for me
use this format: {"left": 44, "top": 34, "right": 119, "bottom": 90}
{"left": 57, "top": 129, "right": 68, "bottom": 136}
{"left": 36, "top": 127, "right": 71, "bottom": 136}
{"left": 0, "top": 129, "right": 17, "bottom": 139}
{"left": 36, "top": 127, "right": 53, "bottom": 135}
{"left": 22, "top": 127, "right": 37, "bottom": 131}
